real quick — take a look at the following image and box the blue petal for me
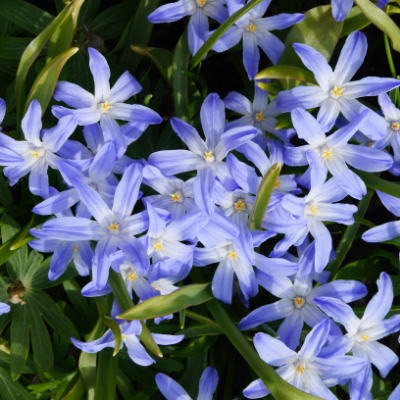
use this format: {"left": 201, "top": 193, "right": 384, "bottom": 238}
{"left": 224, "top": 91, "right": 253, "bottom": 116}
{"left": 344, "top": 77, "right": 400, "bottom": 98}
{"left": 42, "top": 115, "right": 77, "bottom": 153}
{"left": 291, "top": 108, "right": 326, "bottom": 146}
{"left": 331, "top": 0, "right": 354, "bottom": 21}
{"left": 53, "top": 81, "right": 96, "bottom": 108}
{"left": 29, "top": 157, "right": 49, "bottom": 198}
{"left": 226, "top": 154, "right": 260, "bottom": 194}
{"left": 243, "top": 378, "right": 270, "bottom": 399}
{"left": 193, "top": 165, "right": 216, "bottom": 216}
{"left": 21, "top": 100, "right": 42, "bottom": 147}
{"left": 309, "top": 280, "right": 367, "bottom": 304}
{"left": 349, "top": 364, "right": 373, "bottom": 400}
{"left": 198, "top": 367, "right": 218, "bottom": 400}
{"left": 255, "top": 30, "right": 284, "bottom": 66}
{"left": 298, "top": 318, "right": 330, "bottom": 360}
{"left": 155, "top": 373, "right": 191, "bottom": 400}
{"left": 212, "top": 25, "right": 243, "bottom": 53}
{"left": 108, "top": 71, "right": 141, "bottom": 104}
{"left": 148, "top": 0, "right": 195, "bottom": 23}
{"left": 92, "top": 235, "right": 119, "bottom": 289}
{"left": 99, "top": 114, "right": 127, "bottom": 159}
{"left": 243, "top": 32, "right": 260, "bottom": 80}
{"left": 377, "top": 190, "right": 400, "bottom": 218}
{"left": 362, "top": 221, "right": 400, "bottom": 242}
{"left": 0, "top": 99, "right": 6, "bottom": 124}
{"left": 108, "top": 103, "right": 162, "bottom": 124}
{"left": 48, "top": 241, "right": 75, "bottom": 281}
{"left": 188, "top": 8, "right": 208, "bottom": 56}
{"left": 151, "top": 333, "right": 185, "bottom": 346}
{"left": 88, "top": 141, "right": 116, "bottom": 184}
{"left": 170, "top": 117, "right": 207, "bottom": 156}
{"left": 212, "top": 259, "right": 234, "bottom": 304}
{"left": 200, "top": 93, "right": 225, "bottom": 151}
{"left": 148, "top": 150, "right": 204, "bottom": 175}
{"left": 258, "top": 13, "right": 304, "bottom": 31}
{"left": 88, "top": 47, "right": 110, "bottom": 102}
{"left": 277, "top": 310, "right": 303, "bottom": 350}
{"left": 0, "top": 303, "right": 10, "bottom": 315}
{"left": 277, "top": 86, "right": 328, "bottom": 113}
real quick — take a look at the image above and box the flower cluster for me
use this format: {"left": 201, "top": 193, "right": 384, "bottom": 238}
{"left": 1, "top": 0, "right": 400, "bottom": 397}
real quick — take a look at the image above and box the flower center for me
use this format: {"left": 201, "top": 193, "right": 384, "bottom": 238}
{"left": 361, "top": 334, "right": 369, "bottom": 342}
{"left": 322, "top": 149, "right": 334, "bottom": 161}
{"left": 154, "top": 242, "right": 163, "bottom": 251}
{"left": 170, "top": 192, "right": 181, "bottom": 202}
{"left": 128, "top": 272, "right": 138, "bottom": 281}
{"left": 296, "top": 364, "right": 306, "bottom": 374}
{"left": 122, "top": 334, "right": 127, "bottom": 340}
{"left": 234, "top": 199, "right": 246, "bottom": 212}
{"left": 332, "top": 85, "right": 345, "bottom": 97}
{"left": 100, "top": 101, "right": 112, "bottom": 113}
{"left": 392, "top": 122, "right": 400, "bottom": 131}
{"left": 293, "top": 297, "right": 305, "bottom": 309}
{"left": 247, "top": 23, "right": 257, "bottom": 32}
{"left": 367, "top": 141, "right": 374, "bottom": 147}
{"left": 198, "top": 0, "right": 207, "bottom": 6}
{"left": 227, "top": 250, "right": 238, "bottom": 260}
{"left": 274, "top": 181, "right": 281, "bottom": 188}
{"left": 310, "top": 205, "right": 319, "bottom": 214}
{"left": 73, "top": 245, "right": 78, "bottom": 252}
{"left": 153, "top": 286, "right": 161, "bottom": 291}
{"left": 30, "top": 147, "right": 45, "bottom": 159}
{"left": 255, "top": 111, "right": 264, "bottom": 121}
{"left": 203, "top": 151, "right": 215, "bottom": 162}
{"left": 108, "top": 222, "right": 119, "bottom": 231}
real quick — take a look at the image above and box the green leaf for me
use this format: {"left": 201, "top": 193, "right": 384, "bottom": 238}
{"left": 0, "top": 168, "right": 13, "bottom": 206}
{"left": 118, "top": 284, "right": 214, "bottom": 321}
{"left": 79, "top": 320, "right": 105, "bottom": 400}
{"left": 89, "top": 1, "right": 139, "bottom": 40}
{"left": 354, "top": 170, "right": 400, "bottom": 198}
{"left": 56, "top": 373, "right": 86, "bottom": 400}
{"left": 25, "top": 47, "right": 78, "bottom": 114}
{"left": 10, "top": 214, "right": 35, "bottom": 251}
{"left": 46, "top": 0, "right": 84, "bottom": 64}
{"left": 94, "top": 348, "right": 118, "bottom": 400}
{"left": 130, "top": 385, "right": 158, "bottom": 400}
{"left": 335, "top": 258, "right": 386, "bottom": 281}
{"left": 248, "top": 163, "right": 281, "bottom": 231}
{"left": 130, "top": 45, "right": 173, "bottom": 86}
{"left": 255, "top": 65, "right": 317, "bottom": 84}
{"left": 0, "top": 0, "right": 53, "bottom": 35}
{"left": 173, "top": 31, "right": 191, "bottom": 122}
{"left": 0, "top": 215, "right": 24, "bottom": 268}
{"left": 171, "top": 335, "right": 218, "bottom": 358}
{"left": 353, "top": 0, "right": 400, "bottom": 52}
{"left": 277, "top": 5, "right": 343, "bottom": 89}
{"left": 256, "top": 82, "right": 282, "bottom": 95}
{"left": 182, "top": 70, "right": 208, "bottom": 98}
{"left": 119, "top": 0, "right": 160, "bottom": 72}
{"left": 0, "top": 38, "right": 46, "bottom": 59}
{"left": 0, "top": 365, "right": 36, "bottom": 400}
{"left": 189, "top": 0, "right": 265, "bottom": 70}
{"left": 178, "top": 324, "right": 221, "bottom": 338}
{"left": 95, "top": 297, "right": 121, "bottom": 357}
{"left": 15, "top": 2, "right": 74, "bottom": 123}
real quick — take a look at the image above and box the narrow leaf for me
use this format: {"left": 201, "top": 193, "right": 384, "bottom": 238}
{"left": 171, "top": 335, "right": 218, "bottom": 358}
{"left": 0, "top": 365, "right": 36, "bottom": 400}
{"left": 354, "top": 170, "right": 400, "bottom": 198}
{"left": 94, "top": 348, "right": 118, "bottom": 400}
{"left": 24, "top": 47, "right": 79, "bottom": 115}
{"left": 353, "top": 0, "right": 400, "bottom": 52}
{"left": 248, "top": 162, "right": 281, "bottom": 231}
{"left": 255, "top": 65, "right": 317, "bottom": 84}
{"left": 118, "top": 284, "right": 214, "bottom": 321}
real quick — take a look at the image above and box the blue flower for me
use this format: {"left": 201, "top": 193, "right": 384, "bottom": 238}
{"left": 277, "top": 31, "right": 400, "bottom": 135}
{"left": 224, "top": 83, "right": 295, "bottom": 145}
{"left": 314, "top": 272, "right": 400, "bottom": 380}
{"left": 29, "top": 201, "right": 93, "bottom": 281}
{"left": 285, "top": 108, "right": 392, "bottom": 199}
{"left": 143, "top": 165, "right": 197, "bottom": 220}
{"left": 362, "top": 190, "right": 400, "bottom": 242}
{"left": 331, "top": 0, "right": 389, "bottom": 22}
{"left": 0, "top": 303, "right": 10, "bottom": 315}
{"left": 243, "top": 319, "right": 366, "bottom": 399}
{"left": 72, "top": 301, "right": 184, "bottom": 366}
{"left": 148, "top": 0, "right": 229, "bottom": 56}
{"left": 266, "top": 151, "right": 358, "bottom": 272}
{"left": 209, "top": 0, "right": 304, "bottom": 79}
{"left": 149, "top": 93, "right": 257, "bottom": 216}
{"left": 238, "top": 242, "right": 367, "bottom": 350}
{"left": 32, "top": 141, "right": 118, "bottom": 216}
{"left": 52, "top": 48, "right": 162, "bottom": 157}
{"left": 194, "top": 226, "right": 297, "bottom": 304}
{"left": 156, "top": 366, "right": 218, "bottom": 400}
{"left": 40, "top": 163, "right": 150, "bottom": 290}
{"left": 0, "top": 100, "right": 77, "bottom": 198}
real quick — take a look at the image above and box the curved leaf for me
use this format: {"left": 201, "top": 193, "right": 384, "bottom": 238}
{"left": 94, "top": 348, "right": 118, "bottom": 400}
{"left": 118, "top": 284, "right": 214, "bottom": 320}
{"left": 95, "top": 297, "right": 121, "bottom": 357}
{"left": 353, "top": 0, "right": 400, "bottom": 52}
{"left": 130, "top": 45, "right": 173, "bottom": 86}
{"left": 24, "top": 47, "right": 78, "bottom": 115}
{"left": 173, "top": 31, "right": 191, "bottom": 122}
{"left": 354, "top": 170, "right": 400, "bottom": 198}
{"left": 171, "top": 335, "right": 218, "bottom": 358}
{"left": 189, "top": 0, "right": 265, "bottom": 69}
{"left": 248, "top": 162, "right": 281, "bottom": 231}
{"left": 255, "top": 65, "right": 317, "bottom": 84}
{"left": 0, "top": 365, "right": 36, "bottom": 400}
{"left": 15, "top": 2, "right": 74, "bottom": 124}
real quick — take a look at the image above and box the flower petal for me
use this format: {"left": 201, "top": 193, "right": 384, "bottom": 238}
{"left": 21, "top": 100, "right": 42, "bottom": 147}
{"left": 170, "top": 117, "right": 207, "bottom": 156}
{"left": 197, "top": 367, "right": 218, "bottom": 400}
{"left": 88, "top": 47, "right": 110, "bottom": 102}
{"left": 243, "top": 32, "right": 260, "bottom": 80}
{"left": 200, "top": 93, "right": 225, "bottom": 151}
{"left": 53, "top": 81, "right": 96, "bottom": 108}
{"left": 108, "top": 71, "right": 141, "bottom": 104}
{"left": 291, "top": 108, "right": 326, "bottom": 146}
{"left": 277, "top": 85, "right": 328, "bottom": 113}
{"left": 149, "top": 150, "right": 204, "bottom": 175}
{"left": 298, "top": 318, "right": 330, "bottom": 360}
{"left": 255, "top": 30, "right": 284, "bottom": 66}
{"left": 188, "top": 8, "right": 208, "bottom": 55}
{"left": 155, "top": 373, "right": 191, "bottom": 400}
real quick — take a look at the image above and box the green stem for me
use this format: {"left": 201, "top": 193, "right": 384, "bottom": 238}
{"left": 327, "top": 188, "right": 374, "bottom": 279}
{"left": 185, "top": 310, "right": 223, "bottom": 332}
{"left": 384, "top": 33, "right": 397, "bottom": 79}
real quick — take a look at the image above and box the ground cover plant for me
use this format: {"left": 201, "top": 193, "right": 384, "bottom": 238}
{"left": 2, "top": 0, "right": 400, "bottom": 399}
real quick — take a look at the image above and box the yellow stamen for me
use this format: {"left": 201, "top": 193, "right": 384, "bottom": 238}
{"left": 198, "top": 0, "right": 207, "bottom": 6}
{"left": 294, "top": 298, "right": 304, "bottom": 307}
{"left": 361, "top": 334, "right": 369, "bottom": 342}
{"left": 30, "top": 151, "right": 40, "bottom": 159}
{"left": 204, "top": 151, "right": 213, "bottom": 160}
{"left": 247, "top": 23, "right": 257, "bottom": 32}
{"left": 274, "top": 181, "right": 281, "bottom": 188}
{"left": 154, "top": 242, "right": 163, "bottom": 251}
{"left": 255, "top": 111, "right": 264, "bottom": 121}
{"left": 122, "top": 334, "right": 127, "bottom": 340}
{"left": 154, "top": 286, "right": 161, "bottom": 291}
{"left": 234, "top": 199, "right": 246, "bottom": 212}
{"left": 367, "top": 141, "right": 374, "bottom": 147}
{"left": 322, "top": 150, "right": 334, "bottom": 161}
{"left": 392, "top": 122, "right": 399, "bottom": 130}
{"left": 170, "top": 192, "right": 181, "bottom": 202}
{"left": 108, "top": 222, "right": 119, "bottom": 231}
{"left": 73, "top": 245, "right": 78, "bottom": 252}
{"left": 310, "top": 205, "right": 320, "bottom": 214}
{"left": 296, "top": 365, "right": 305, "bottom": 374}
{"left": 228, "top": 250, "right": 238, "bottom": 260}
{"left": 332, "top": 85, "right": 345, "bottom": 96}
{"left": 101, "top": 101, "right": 112, "bottom": 113}
{"left": 128, "top": 272, "right": 137, "bottom": 281}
